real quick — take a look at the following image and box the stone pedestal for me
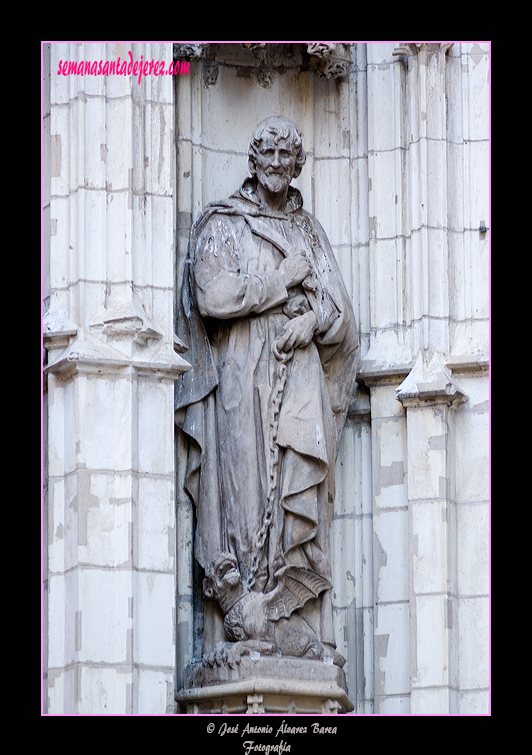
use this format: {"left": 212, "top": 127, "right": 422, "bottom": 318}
{"left": 177, "top": 656, "right": 353, "bottom": 714}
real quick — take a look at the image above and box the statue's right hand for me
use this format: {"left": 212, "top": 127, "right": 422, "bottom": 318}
{"left": 279, "top": 253, "right": 311, "bottom": 289}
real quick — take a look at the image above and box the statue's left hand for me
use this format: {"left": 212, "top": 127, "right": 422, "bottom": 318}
{"left": 276, "top": 310, "right": 317, "bottom": 352}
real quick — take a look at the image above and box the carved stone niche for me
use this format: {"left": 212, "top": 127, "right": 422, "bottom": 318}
{"left": 173, "top": 42, "right": 353, "bottom": 87}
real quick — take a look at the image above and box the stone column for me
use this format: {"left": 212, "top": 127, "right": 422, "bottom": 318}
{"left": 395, "top": 42, "right": 454, "bottom": 355}
{"left": 359, "top": 43, "right": 484, "bottom": 713}
{"left": 396, "top": 353, "right": 466, "bottom": 713}
{"left": 389, "top": 43, "right": 468, "bottom": 714}
{"left": 43, "top": 42, "right": 189, "bottom": 714}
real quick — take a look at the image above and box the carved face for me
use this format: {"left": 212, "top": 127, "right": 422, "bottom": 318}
{"left": 253, "top": 133, "right": 297, "bottom": 195}
{"left": 203, "top": 552, "right": 242, "bottom": 601}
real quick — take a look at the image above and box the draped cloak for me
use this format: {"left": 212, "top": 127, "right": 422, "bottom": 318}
{"left": 175, "top": 178, "right": 359, "bottom": 646}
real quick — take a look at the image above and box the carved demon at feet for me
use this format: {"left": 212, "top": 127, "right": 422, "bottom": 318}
{"left": 202, "top": 552, "right": 345, "bottom": 668}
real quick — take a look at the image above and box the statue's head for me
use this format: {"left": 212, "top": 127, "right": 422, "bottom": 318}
{"left": 203, "top": 552, "right": 243, "bottom": 610}
{"left": 248, "top": 116, "right": 307, "bottom": 187}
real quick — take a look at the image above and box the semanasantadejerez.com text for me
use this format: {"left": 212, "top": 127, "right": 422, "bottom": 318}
{"left": 57, "top": 51, "right": 190, "bottom": 83}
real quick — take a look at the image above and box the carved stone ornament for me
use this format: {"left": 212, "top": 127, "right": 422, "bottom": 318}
{"left": 395, "top": 351, "right": 467, "bottom": 408}
{"left": 306, "top": 42, "right": 353, "bottom": 78}
{"left": 393, "top": 42, "right": 453, "bottom": 58}
{"left": 173, "top": 43, "right": 353, "bottom": 87}
{"left": 89, "top": 292, "right": 164, "bottom": 346}
{"left": 175, "top": 117, "right": 359, "bottom": 711}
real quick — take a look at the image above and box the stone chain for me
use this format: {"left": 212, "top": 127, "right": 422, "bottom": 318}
{"left": 244, "top": 340, "right": 294, "bottom": 590}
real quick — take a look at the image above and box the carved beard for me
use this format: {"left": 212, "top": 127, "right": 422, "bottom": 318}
{"left": 256, "top": 167, "right": 293, "bottom": 195}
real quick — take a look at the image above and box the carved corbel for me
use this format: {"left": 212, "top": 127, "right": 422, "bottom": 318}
{"left": 307, "top": 43, "right": 353, "bottom": 78}
{"left": 174, "top": 44, "right": 219, "bottom": 87}
{"left": 255, "top": 68, "right": 275, "bottom": 88}
{"left": 202, "top": 61, "right": 219, "bottom": 88}
{"left": 173, "top": 43, "right": 209, "bottom": 61}
{"left": 393, "top": 42, "right": 453, "bottom": 60}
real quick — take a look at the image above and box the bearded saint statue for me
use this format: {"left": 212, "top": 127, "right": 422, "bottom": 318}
{"left": 175, "top": 116, "right": 359, "bottom": 663}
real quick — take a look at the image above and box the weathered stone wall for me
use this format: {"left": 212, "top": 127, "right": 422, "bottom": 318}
{"left": 43, "top": 42, "right": 190, "bottom": 714}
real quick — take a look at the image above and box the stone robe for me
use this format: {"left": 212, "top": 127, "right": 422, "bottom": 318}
{"left": 175, "top": 178, "right": 359, "bottom": 646}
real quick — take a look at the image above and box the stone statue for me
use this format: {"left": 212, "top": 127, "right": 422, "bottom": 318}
{"left": 201, "top": 551, "right": 345, "bottom": 667}
{"left": 175, "top": 116, "right": 359, "bottom": 668}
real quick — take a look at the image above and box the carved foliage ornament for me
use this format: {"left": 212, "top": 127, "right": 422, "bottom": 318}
{"left": 173, "top": 43, "right": 353, "bottom": 87}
